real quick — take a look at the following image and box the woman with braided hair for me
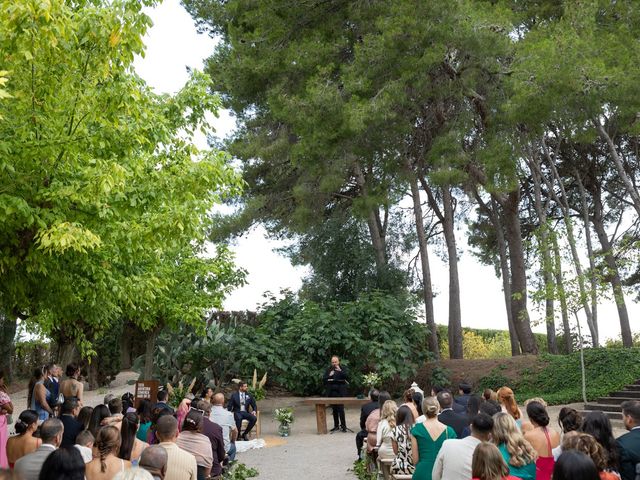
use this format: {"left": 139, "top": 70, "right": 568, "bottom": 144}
{"left": 86, "top": 425, "right": 131, "bottom": 479}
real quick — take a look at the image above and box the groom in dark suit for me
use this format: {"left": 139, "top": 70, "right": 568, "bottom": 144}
{"left": 227, "top": 381, "right": 257, "bottom": 441}
{"left": 617, "top": 400, "right": 640, "bottom": 480}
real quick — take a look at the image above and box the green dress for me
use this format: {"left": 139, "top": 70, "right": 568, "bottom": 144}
{"left": 411, "top": 423, "right": 457, "bottom": 480}
{"left": 498, "top": 443, "right": 536, "bottom": 480}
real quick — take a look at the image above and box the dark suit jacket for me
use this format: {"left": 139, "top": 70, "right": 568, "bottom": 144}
{"left": 360, "top": 401, "right": 378, "bottom": 431}
{"left": 438, "top": 409, "right": 468, "bottom": 438}
{"left": 60, "top": 415, "right": 84, "bottom": 448}
{"left": 617, "top": 428, "right": 640, "bottom": 480}
{"left": 453, "top": 394, "right": 471, "bottom": 414}
{"left": 227, "top": 391, "right": 257, "bottom": 414}
{"left": 202, "top": 418, "right": 226, "bottom": 477}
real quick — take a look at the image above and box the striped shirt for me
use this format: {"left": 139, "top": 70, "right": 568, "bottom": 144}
{"left": 159, "top": 442, "right": 197, "bottom": 480}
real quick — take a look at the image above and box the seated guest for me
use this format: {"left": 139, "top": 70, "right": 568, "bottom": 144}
{"left": 201, "top": 388, "right": 214, "bottom": 405}
{"left": 432, "top": 412, "right": 494, "bottom": 480}
{"left": 562, "top": 432, "right": 619, "bottom": 480}
{"left": 411, "top": 396, "right": 455, "bottom": 480}
{"left": 480, "top": 399, "right": 502, "bottom": 417}
{"left": 616, "top": 400, "right": 640, "bottom": 480}
{"left": 75, "top": 430, "right": 95, "bottom": 464}
{"left": 471, "top": 441, "right": 521, "bottom": 480}
{"left": 39, "top": 446, "right": 85, "bottom": 480}
{"left": 366, "top": 391, "right": 391, "bottom": 454}
{"left": 60, "top": 363, "right": 84, "bottom": 405}
{"left": 113, "top": 469, "right": 154, "bottom": 480}
{"left": 60, "top": 398, "right": 83, "bottom": 448}
{"left": 210, "top": 393, "right": 237, "bottom": 462}
{"left": 14, "top": 418, "right": 64, "bottom": 480}
{"left": 7, "top": 410, "right": 40, "bottom": 467}
{"left": 376, "top": 400, "right": 397, "bottom": 461}
{"left": 78, "top": 406, "right": 93, "bottom": 431}
{"left": 461, "top": 395, "right": 484, "bottom": 438}
{"left": 391, "top": 405, "right": 415, "bottom": 476}
{"left": 147, "top": 408, "right": 174, "bottom": 446}
{"left": 153, "top": 391, "right": 174, "bottom": 415}
{"left": 176, "top": 409, "right": 213, "bottom": 480}
{"left": 197, "top": 401, "right": 226, "bottom": 479}
{"left": 86, "top": 426, "right": 131, "bottom": 480}
{"left": 139, "top": 445, "right": 168, "bottom": 480}
{"left": 412, "top": 391, "right": 425, "bottom": 423}
{"left": 88, "top": 404, "right": 112, "bottom": 438}
{"left": 108, "top": 397, "right": 124, "bottom": 417}
{"left": 402, "top": 389, "right": 419, "bottom": 421}
{"left": 136, "top": 400, "right": 153, "bottom": 443}
{"left": 122, "top": 393, "right": 136, "bottom": 414}
{"left": 227, "top": 382, "right": 257, "bottom": 441}
{"left": 496, "top": 387, "right": 523, "bottom": 427}
{"left": 582, "top": 411, "right": 619, "bottom": 474}
{"left": 492, "top": 412, "right": 537, "bottom": 480}
{"left": 175, "top": 394, "right": 193, "bottom": 433}
{"left": 483, "top": 389, "right": 498, "bottom": 402}
{"left": 453, "top": 383, "right": 472, "bottom": 414}
{"left": 553, "top": 407, "right": 582, "bottom": 460}
{"left": 119, "top": 412, "right": 148, "bottom": 465}
{"left": 553, "top": 450, "right": 600, "bottom": 480}
{"left": 523, "top": 401, "right": 560, "bottom": 480}
{"left": 156, "top": 415, "right": 197, "bottom": 480}
{"left": 356, "top": 389, "right": 379, "bottom": 459}
{"left": 436, "top": 390, "right": 468, "bottom": 438}
{"left": 521, "top": 397, "right": 548, "bottom": 433}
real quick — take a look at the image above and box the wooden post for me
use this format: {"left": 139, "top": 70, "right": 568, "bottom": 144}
{"left": 316, "top": 404, "right": 327, "bottom": 434}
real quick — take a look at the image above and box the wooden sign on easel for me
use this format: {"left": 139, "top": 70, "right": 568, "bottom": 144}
{"left": 134, "top": 380, "right": 159, "bottom": 408}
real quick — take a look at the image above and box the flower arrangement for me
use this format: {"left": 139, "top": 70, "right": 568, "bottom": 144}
{"left": 362, "top": 372, "right": 382, "bottom": 389}
{"left": 274, "top": 407, "right": 294, "bottom": 425}
{"left": 248, "top": 369, "right": 267, "bottom": 401}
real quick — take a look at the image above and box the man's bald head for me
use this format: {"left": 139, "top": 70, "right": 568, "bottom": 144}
{"left": 156, "top": 415, "right": 178, "bottom": 442}
{"left": 139, "top": 445, "right": 168, "bottom": 478}
{"left": 212, "top": 393, "right": 225, "bottom": 406}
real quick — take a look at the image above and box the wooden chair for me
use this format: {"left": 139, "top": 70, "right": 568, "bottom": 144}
{"left": 378, "top": 458, "right": 393, "bottom": 480}
{"left": 240, "top": 410, "right": 261, "bottom": 439}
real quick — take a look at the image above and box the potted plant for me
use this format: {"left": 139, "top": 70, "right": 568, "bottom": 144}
{"left": 274, "top": 407, "right": 294, "bottom": 437}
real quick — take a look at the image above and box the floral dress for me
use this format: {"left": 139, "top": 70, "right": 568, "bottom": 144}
{"left": 391, "top": 424, "right": 415, "bottom": 475}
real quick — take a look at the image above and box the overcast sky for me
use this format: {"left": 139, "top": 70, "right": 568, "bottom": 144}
{"left": 133, "top": 0, "right": 636, "bottom": 343}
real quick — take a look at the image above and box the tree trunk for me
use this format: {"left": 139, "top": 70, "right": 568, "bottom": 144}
{"left": 500, "top": 190, "right": 538, "bottom": 354}
{"left": 120, "top": 324, "right": 133, "bottom": 370}
{"left": 57, "top": 343, "right": 77, "bottom": 370}
{"left": 0, "top": 314, "right": 17, "bottom": 381}
{"left": 354, "top": 162, "right": 387, "bottom": 270}
{"left": 441, "top": 187, "right": 463, "bottom": 359}
{"left": 552, "top": 234, "right": 572, "bottom": 353}
{"left": 143, "top": 328, "right": 159, "bottom": 380}
{"left": 407, "top": 168, "right": 440, "bottom": 358}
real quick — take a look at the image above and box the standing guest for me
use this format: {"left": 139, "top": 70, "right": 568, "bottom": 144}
{"left": 59, "top": 398, "right": 83, "bottom": 448}
{"left": 322, "top": 356, "right": 349, "bottom": 433}
{"left": 75, "top": 430, "right": 95, "bottom": 464}
{"left": 436, "top": 390, "right": 468, "bottom": 438}
{"left": 14, "top": 418, "right": 64, "bottom": 480}
{"left": 496, "top": 387, "right": 523, "bottom": 427}
{"left": 38, "top": 446, "right": 85, "bottom": 480}
{"left": 391, "top": 405, "right": 415, "bottom": 476}
{"left": 553, "top": 407, "right": 582, "bottom": 460}
{"left": 200, "top": 388, "right": 213, "bottom": 405}
{"left": 454, "top": 383, "right": 472, "bottom": 415}
{"left": 77, "top": 406, "right": 93, "bottom": 430}
{"left": 432, "top": 412, "right": 494, "bottom": 480}
{"left": 366, "top": 391, "right": 391, "bottom": 454}
{"left": 355, "top": 389, "right": 379, "bottom": 459}
{"left": 43, "top": 364, "right": 63, "bottom": 415}
{"left": 562, "top": 432, "right": 619, "bottom": 480}
{"left": 210, "top": 393, "right": 237, "bottom": 462}
{"left": 86, "top": 426, "right": 131, "bottom": 480}
{"left": 402, "top": 389, "right": 419, "bottom": 421}
{"left": 616, "top": 400, "right": 640, "bottom": 480}
{"left": 553, "top": 450, "right": 600, "bottom": 480}
{"left": 410, "top": 396, "right": 456, "bottom": 480}
{"left": 156, "top": 415, "right": 197, "bottom": 480}
{"left": 471, "top": 441, "right": 521, "bottom": 480}
{"left": 60, "top": 364, "right": 84, "bottom": 405}
{"left": 139, "top": 445, "right": 168, "bottom": 480}
{"left": 6, "top": 410, "right": 40, "bottom": 467}
{"left": 523, "top": 401, "right": 559, "bottom": 480}
{"left": 197, "top": 401, "right": 226, "bottom": 479}
{"left": 582, "top": 411, "right": 619, "bottom": 473}
{"left": 376, "top": 400, "right": 397, "bottom": 461}
{"left": 28, "top": 368, "right": 52, "bottom": 422}
{"left": 0, "top": 371, "right": 13, "bottom": 468}
{"left": 136, "top": 400, "right": 153, "bottom": 443}
{"left": 153, "top": 391, "right": 174, "bottom": 415}
{"left": 492, "top": 412, "right": 537, "bottom": 480}
{"left": 119, "top": 412, "right": 148, "bottom": 465}
{"left": 227, "top": 382, "right": 257, "bottom": 440}
{"left": 176, "top": 409, "right": 213, "bottom": 480}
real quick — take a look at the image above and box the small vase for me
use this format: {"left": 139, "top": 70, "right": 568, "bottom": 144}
{"left": 278, "top": 422, "right": 291, "bottom": 437}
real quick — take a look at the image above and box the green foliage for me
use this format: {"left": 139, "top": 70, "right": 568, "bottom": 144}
{"left": 235, "top": 290, "right": 428, "bottom": 395}
{"left": 438, "top": 326, "right": 548, "bottom": 359}
{"left": 430, "top": 365, "right": 452, "bottom": 389}
{"left": 223, "top": 463, "right": 258, "bottom": 480}
{"left": 351, "top": 458, "right": 377, "bottom": 480}
{"left": 12, "top": 340, "right": 51, "bottom": 378}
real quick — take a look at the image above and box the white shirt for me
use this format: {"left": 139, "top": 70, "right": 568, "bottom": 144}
{"left": 210, "top": 405, "right": 236, "bottom": 452}
{"left": 432, "top": 435, "right": 481, "bottom": 480}
{"left": 240, "top": 392, "right": 246, "bottom": 412}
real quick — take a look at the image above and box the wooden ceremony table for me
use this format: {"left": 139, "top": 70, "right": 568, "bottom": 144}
{"left": 302, "top": 397, "right": 370, "bottom": 434}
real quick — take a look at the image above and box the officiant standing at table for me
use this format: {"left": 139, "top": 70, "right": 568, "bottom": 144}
{"left": 323, "top": 355, "right": 349, "bottom": 432}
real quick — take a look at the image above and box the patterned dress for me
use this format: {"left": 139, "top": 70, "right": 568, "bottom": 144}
{"left": 391, "top": 424, "right": 415, "bottom": 475}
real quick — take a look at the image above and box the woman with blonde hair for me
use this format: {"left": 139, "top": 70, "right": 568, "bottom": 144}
{"left": 376, "top": 400, "right": 397, "bottom": 461}
{"left": 496, "top": 387, "right": 523, "bottom": 427}
{"left": 492, "top": 412, "right": 537, "bottom": 480}
{"left": 411, "top": 396, "right": 456, "bottom": 480}
{"left": 86, "top": 426, "right": 131, "bottom": 479}
{"left": 472, "top": 442, "right": 521, "bottom": 480}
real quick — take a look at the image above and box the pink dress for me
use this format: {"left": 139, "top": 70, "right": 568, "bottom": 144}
{"left": 0, "top": 391, "right": 11, "bottom": 468}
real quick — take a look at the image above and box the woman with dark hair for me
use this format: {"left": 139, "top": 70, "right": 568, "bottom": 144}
{"left": 78, "top": 406, "right": 94, "bottom": 431}
{"left": 402, "top": 389, "right": 419, "bottom": 421}
{"left": 0, "top": 371, "right": 13, "bottom": 468}
{"left": 391, "top": 405, "right": 415, "bottom": 475}
{"left": 88, "top": 404, "right": 112, "bottom": 438}
{"left": 562, "top": 432, "right": 619, "bottom": 480}
{"left": 136, "top": 399, "right": 152, "bottom": 442}
{"left": 86, "top": 426, "right": 131, "bottom": 479}
{"left": 461, "top": 395, "right": 484, "bottom": 438}
{"left": 146, "top": 407, "right": 173, "bottom": 445}
{"left": 6, "top": 410, "right": 40, "bottom": 467}
{"left": 60, "top": 364, "right": 84, "bottom": 404}
{"left": 523, "top": 401, "right": 560, "bottom": 480}
{"left": 580, "top": 411, "right": 619, "bottom": 473}
{"left": 553, "top": 407, "right": 582, "bottom": 460}
{"left": 412, "top": 391, "right": 424, "bottom": 422}
{"left": 28, "top": 367, "right": 52, "bottom": 422}
{"left": 38, "top": 446, "right": 85, "bottom": 480}
{"left": 201, "top": 387, "right": 213, "bottom": 404}
{"left": 176, "top": 409, "right": 213, "bottom": 480}
{"left": 118, "top": 412, "right": 148, "bottom": 464}
{"left": 553, "top": 450, "right": 600, "bottom": 480}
